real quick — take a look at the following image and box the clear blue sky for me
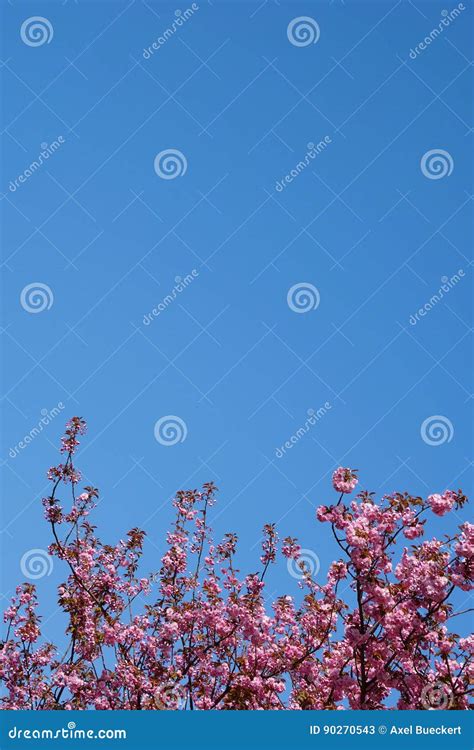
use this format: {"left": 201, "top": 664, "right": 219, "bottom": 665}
{"left": 1, "top": 0, "right": 472, "bottom": 644}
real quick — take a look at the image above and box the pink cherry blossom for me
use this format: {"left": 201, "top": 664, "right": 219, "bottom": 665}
{"left": 428, "top": 490, "right": 457, "bottom": 516}
{"left": 0, "top": 420, "right": 471, "bottom": 710}
{"left": 332, "top": 466, "right": 358, "bottom": 494}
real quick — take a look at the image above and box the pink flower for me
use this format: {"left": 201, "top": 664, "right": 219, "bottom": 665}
{"left": 316, "top": 505, "right": 329, "bottom": 522}
{"left": 1, "top": 418, "right": 471, "bottom": 712}
{"left": 428, "top": 491, "right": 456, "bottom": 516}
{"left": 332, "top": 467, "right": 358, "bottom": 494}
{"left": 403, "top": 524, "right": 424, "bottom": 540}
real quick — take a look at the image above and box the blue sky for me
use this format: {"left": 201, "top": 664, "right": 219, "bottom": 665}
{"left": 1, "top": 0, "right": 472, "bottom": 643}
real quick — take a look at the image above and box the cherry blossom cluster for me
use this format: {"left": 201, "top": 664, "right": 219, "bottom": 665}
{"left": 1, "top": 422, "right": 472, "bottom": 710}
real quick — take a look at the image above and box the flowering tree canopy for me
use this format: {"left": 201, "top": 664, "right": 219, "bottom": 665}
{"left": 1, "top": 419, "right": 472, "bottom": 710}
